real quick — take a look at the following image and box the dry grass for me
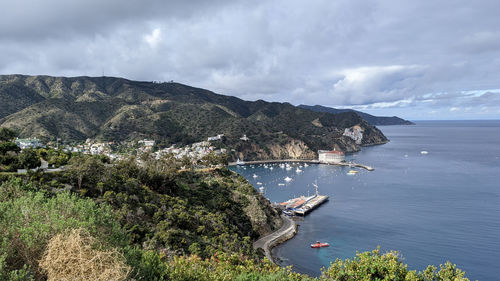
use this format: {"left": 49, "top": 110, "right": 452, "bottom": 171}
{"left": 39, "top": 228, "right": 130, "bottom": 281}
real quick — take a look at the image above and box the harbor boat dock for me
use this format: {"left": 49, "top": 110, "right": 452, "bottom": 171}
{"left": 294, "top": 194, "right": 328, "bottom": 216}
{"left": 278, "top": 182, "right": 328, "bottom": 216}
{"left": 229, "top": 159, "right": 374, "bottom": 171}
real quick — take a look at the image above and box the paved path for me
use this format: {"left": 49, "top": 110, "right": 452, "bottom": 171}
{"left": 253, "top": 214, "right": 297, "bottom": 263}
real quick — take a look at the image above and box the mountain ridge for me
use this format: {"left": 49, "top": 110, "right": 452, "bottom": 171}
{"left": 298, "top": 104, "right": 414, "bottom": 125}
{"left": 0, "top": 75, "right": 389, "bottom": 160}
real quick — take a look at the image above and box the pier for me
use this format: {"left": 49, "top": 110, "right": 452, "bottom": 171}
{"left": 228, "top": 159, "right": 374, "bottom": 171}
{"left": 294, "top": 194, "right": 328, "bottom": 216}
{"left": 279, "top": 182, "right": 329, "bottom": 216}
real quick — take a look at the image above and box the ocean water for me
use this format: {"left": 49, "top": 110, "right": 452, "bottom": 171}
{"left": 230, "top": 120, "right": 500, "bottom": 281}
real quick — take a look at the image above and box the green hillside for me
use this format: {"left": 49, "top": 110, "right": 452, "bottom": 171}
{"left": 0, "top": 75, "right": 388, "bottom": 160}
{"left": 298, "top": 104, "right": 415, "bottom": 125}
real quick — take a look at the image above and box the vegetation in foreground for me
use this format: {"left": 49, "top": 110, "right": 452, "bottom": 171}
{"left": 0, "top": 131, "right": 470, "bottom": 280}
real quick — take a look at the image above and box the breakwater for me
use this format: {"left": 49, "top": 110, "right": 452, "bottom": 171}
{"left": 229, "top": 159, "right": 374, "bottom": 171}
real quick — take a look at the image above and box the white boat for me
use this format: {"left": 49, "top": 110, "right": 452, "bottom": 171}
{"left": 304, "top": 163, "right": 309, "bottom": 167}
{"left": 236, "top": 158, "right": 245, "bottom": 165}
{"left": 256, "top": 182, "right": 262, "bottom": 185}
{"left": 253, "top": 174, "right": 258, "bottom": 178}
{"left": 286, "top": 166, "right": 292, "bottom": 171}
{"left": 421, "top": 150, "right": 429, "bottom": 155}
{"left": 269, "top": 167, "right": 274, "bottom": 170}
{"left": 296, "top": 168, "right": 303, "bottom": 173}
{"left": 259, "top": 186, "right": 265, "bottom": 193}
{"left": 278, "top": 183, "right": 285, "bottom": 186}
{"left": 284, "top": 176, "right": 293, "bottom": 182}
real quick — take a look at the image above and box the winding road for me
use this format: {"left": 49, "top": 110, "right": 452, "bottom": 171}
{"left": 253, "top": 214, "right": 297, "bottom": 263}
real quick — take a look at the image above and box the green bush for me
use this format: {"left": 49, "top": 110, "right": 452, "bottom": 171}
{"left": 320, "top": 248, "right": 469, "bottom": 281}
{"left": 0, "top": 178, "right": 128, "bottom": 279}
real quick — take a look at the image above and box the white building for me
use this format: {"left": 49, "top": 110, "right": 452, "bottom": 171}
{"left": 318, "top": 149, "right": 345, "bottom": 163}
{"left": 207, "top": 134, "right": 224, "bottom": 141}
{"left": 138, "top": 139, "right": 155, "bottom": 147}
{"left": 240, "top": 134, "right": 249, "bottom": 141}
{"left": 15, "top": 138, "right": 42, "bottom": 149}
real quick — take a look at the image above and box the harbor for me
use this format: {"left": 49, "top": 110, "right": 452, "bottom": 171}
{"left": 277, "top": 183, "right": 328, "bottom": 216}
{"left": 229, "top": 159, "right": 374, "bottom": 171}
{"left": 253, "top": 182, "right": 327, "bottom": 263}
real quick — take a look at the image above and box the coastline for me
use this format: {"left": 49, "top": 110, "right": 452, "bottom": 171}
{"left": 229, "top": 159, "right": 374, "bottom": 171}
{"left": 253, "top": 214, "right": 298, "bottom": 263}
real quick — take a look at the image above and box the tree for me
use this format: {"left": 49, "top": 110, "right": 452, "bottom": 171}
{"left": 68, "top": 156, "right": 106, "bottom": 194}
{"left": 18, "top": 148, "right": 41, "bottom": 169}
{"left": 321, "top": 248, "right": 470, "bottom": 281}
{"left": 0, "top": 128, "right": 16, "bottom": 142}
{"left": 0, "top": 142, "right": 20, "bottom": 155}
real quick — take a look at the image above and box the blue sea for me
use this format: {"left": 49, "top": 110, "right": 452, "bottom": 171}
{"left": 230, "top": 120, "right": 500, "bottom": 281}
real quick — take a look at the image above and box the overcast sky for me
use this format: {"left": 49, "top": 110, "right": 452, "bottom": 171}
{"left": 1, "top": 0, "right": 500, "bottom": 120}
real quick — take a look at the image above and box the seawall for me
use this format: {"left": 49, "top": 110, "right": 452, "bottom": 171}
{"left": 229, "top": 159, "right": 374, "bottom": 171}
{"left": 253, "top": 214, "right": 298, "bottom": 263}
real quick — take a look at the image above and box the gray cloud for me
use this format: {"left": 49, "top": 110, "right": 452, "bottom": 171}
{"left": 1, "top": 0, "right": 500, "bottom": 119}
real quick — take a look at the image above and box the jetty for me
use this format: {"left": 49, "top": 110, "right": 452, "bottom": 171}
{"left": 278, "top": 182, "right": 328, "bottom": 216}
{"left": 294, "top": 194, "right": 328, "bottom": 216}
{"left": 228, "top": 159, "right": 374, "bottom": 171}
{"left": 230, "top": 159, "right": 320, "bottom": 166}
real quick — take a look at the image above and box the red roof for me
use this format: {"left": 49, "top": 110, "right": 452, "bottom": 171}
{"left": 323, "top": 150, "right": 344, "bottom": 155}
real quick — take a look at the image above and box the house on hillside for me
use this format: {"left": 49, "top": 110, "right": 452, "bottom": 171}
{"left": 15, "top": 138, "right": 42, "bottom": 149}
{"left": 207, "top": 134, "right": 224, "bottom": 141}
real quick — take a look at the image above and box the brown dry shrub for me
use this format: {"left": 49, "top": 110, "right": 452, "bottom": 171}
{"left": 39, "top": 228, "right": 130, "bottom": 281}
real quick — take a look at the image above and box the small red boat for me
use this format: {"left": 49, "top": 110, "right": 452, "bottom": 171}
{"left": 311, "top": 241, "right": 329, "bottom": 248}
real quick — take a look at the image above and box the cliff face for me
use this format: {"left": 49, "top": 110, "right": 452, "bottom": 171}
{"left": 268, "top": 140, "right": 316, "bottom": 159}
{"left": 233, "top": 122, "right": 387, "bottom": 161}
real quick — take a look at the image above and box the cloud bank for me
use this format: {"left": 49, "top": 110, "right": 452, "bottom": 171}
{"left": 1, "top": 0, "right": 499, "bottom": 119}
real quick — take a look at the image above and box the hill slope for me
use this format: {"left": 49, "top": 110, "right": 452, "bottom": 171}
{"left": 298, "top": 104, "right": 414, "bottom": 125}
{"left": 0, "top": 75, "right": 388, "bottom": 160}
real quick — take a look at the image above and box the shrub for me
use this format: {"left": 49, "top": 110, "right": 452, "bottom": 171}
{"left": 39, "top": 228, "right": 130, "bottom": 281}
{"left": 0, "top": 178, "right": 128, "bottom": 279}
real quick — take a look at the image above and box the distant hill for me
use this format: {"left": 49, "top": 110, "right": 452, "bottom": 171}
{"left": 0, "top": 75, "right": 388, "bottom": 160}
{"left": 298, "top": 104, "right": 414, "bottom": 125}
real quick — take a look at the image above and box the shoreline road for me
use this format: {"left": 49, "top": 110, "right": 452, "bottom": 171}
{"left": 253, "top": 214, "right": 297, "bottom": 263}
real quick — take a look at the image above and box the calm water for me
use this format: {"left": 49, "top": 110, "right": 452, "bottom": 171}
{"left": 230, "top": 120, "right": 500, "bottom": 281}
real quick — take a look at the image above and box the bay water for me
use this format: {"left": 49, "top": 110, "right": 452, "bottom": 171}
{"left": 230, "top": 120, "right": 500, "bottom": 281}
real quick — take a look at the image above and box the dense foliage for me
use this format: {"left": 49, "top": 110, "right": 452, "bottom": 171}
{"left": 0, "top": 154, "right": 470, "bottom": 280}
{"left": 0, "top": 128, "right": 41, "bottom": 172}
{"left": 0, "top": 178, "right": 128, "bottom": 280}
{"left": 322, "top": 248, "right": 469, "bottom": 281}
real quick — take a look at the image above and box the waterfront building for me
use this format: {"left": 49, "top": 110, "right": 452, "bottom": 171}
{"left": 318, "top": 149, "right": 345, "bottom": 163}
